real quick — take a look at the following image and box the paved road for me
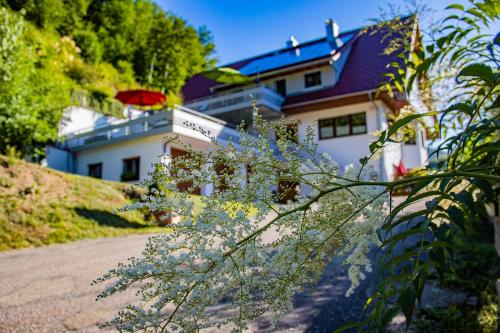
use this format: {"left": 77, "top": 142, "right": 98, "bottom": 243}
{"left": 0, "top": 235, "right": 149, "bottom": 333}
{"left": 0, "top": 197, "right": 417, "bottom": 332}
{"left": 0, "top": 236, "right": 386, "bottom": 333}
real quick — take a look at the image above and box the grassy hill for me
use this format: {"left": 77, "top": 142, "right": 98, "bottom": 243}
{"left": 0, "top": 155, "right": 164, "bottom": 251}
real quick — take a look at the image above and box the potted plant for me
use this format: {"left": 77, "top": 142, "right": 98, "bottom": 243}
{"left": 148, "top": 164, "right": 181, "bottom": 226}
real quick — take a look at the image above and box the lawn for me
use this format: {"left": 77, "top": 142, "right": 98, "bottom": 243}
{"left": 0, "top": 155, "right": 200, "bottom": 251}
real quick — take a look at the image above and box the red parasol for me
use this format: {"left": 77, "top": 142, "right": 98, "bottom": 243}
{"left": 115, "top": 89, "right": 166, "bottom": 107}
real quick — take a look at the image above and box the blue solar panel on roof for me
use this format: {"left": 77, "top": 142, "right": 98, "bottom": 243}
{"left": 237, "top": 34, "right": 355, "bottom": 76}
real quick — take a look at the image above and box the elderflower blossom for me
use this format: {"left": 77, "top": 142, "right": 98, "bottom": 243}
{"left": 95, "top": 111, "right": 388, "bottom": 332}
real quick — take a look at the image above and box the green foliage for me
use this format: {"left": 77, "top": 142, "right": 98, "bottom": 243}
{"left": 5, "top": 0, "right": 67, "bottom": 30}
{"left": 416, "top": 303, "right": 498, "bottom": 333}
{"left": 84, "top": 0, "right": 216, "bottom": 92}
{"left": 415, "top": 221, "right": 500, "bottom": 332}
{"left": 72, "top": 29, "right": 102, "bottom": 63}
{"left": 350, "top": 1, "right": 500, "bottom": 331}
{"left": 137, "top": 12, "right": 214, "bottom": 92}
{"left": 0, "top": 8, "right": 72, "bottom": 157}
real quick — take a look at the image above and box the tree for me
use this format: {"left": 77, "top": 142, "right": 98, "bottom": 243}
{"left": 137, "top": 12, "right": 215, "bottom": 94}
{"left": 85, "top": 0, "right": 216, "bottom": 94}
{"left": 3, "top": 0, "right": 217, "bottom": 101}
{"left": 0, "top": 8, "right": 72, "bottom": 157}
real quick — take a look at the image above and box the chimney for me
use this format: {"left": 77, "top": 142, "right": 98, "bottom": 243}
{"left": 286, "top": 35, "right": 299, "bottom": 48}
{"left": 325, "top": 19, "right": 343, "bottom": 48}
{"left": 286, "top": 36, "right": 300, "bottom": 56}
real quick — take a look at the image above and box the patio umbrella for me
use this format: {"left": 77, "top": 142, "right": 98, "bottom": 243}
{"left": 203, "top": 67, "right": 253, "bottom": 85}
{"left": 115, "top": 89, "right": 166, "bottom": 107}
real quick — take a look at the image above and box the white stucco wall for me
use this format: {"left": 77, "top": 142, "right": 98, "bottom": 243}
{"left": 285, "top": 101, "right": 379, "bottom": 167}
{"left": 401, "top": 125, "right": 428, "bottom": 169}
{"left": 74, "top": 133, "right": 218, "bottom": 183}
{"left": 59, "top": 106, "right": 147, "bottom": 137}
{"left": 59, "top": 107, "right": 117, "bottom": 136}
{"left": 260, "top": 65, "right": 335, "bottom": 96}
{"left": 282, "top": 98, "right": 428, "bottom": 181}
{"left": 74, "top": 134, "right": 165, "bottom": 182}
{"left": 46, "top": 146, "right": 73, "bottom": 172}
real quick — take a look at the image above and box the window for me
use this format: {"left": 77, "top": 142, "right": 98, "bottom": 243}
{"left": 319, "top": 118, "right": 334, "bottom": 139}
{"left": 335, "top": 116, "right": 350, "bottom": 137}
{"left": 351, "top": 113, "right": 368, "bottom": 134}
{"left": 88, "top": 163, "right": 102, "bottom": 179}
{"left": 121, "top": 157, "right": 140, "bottom": 181}
{"left": 275, "top": 79, "right": 287, "bottom": 96}
{"left": 304, "top": 71, "right": 322, "bottom": 88}
{"left": 318, "top": 112, "right": 367, "bottom": 140}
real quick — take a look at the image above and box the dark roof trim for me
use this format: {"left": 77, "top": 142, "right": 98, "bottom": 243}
{"left": 282, "top": 89, "right": 377, "bottom": 109}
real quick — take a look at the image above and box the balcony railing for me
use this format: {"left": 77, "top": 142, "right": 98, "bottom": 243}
{"left": 185, "top": 85, "right": 285, "bottom": 116}
{"left": 58, "top": 111, "right": 172, "bottom": 150}
{"left": 57, "top": 106, "right": 241, "bottom": 151}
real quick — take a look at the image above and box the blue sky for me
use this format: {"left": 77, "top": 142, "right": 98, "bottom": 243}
{"left": 158, "top": 0, "right": 469, "bottom": 65}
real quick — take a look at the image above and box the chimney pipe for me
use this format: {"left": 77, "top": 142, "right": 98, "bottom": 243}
{"left": 286, "top": 35, "right": 300, "bottom": 56}
{"left": 286, "top": 35, "right": 299, "bottom": 48}
{"left": 325, "top": 19, "right": 343, "bottom": 48}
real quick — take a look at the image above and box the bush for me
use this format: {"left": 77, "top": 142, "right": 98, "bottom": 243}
{"left": 72, "top": 29, "right": 102, "bottom": 63}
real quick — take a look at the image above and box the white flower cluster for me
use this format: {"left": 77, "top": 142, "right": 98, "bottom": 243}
{"left": 95, "top": 113, "right": 388, "bottom": 332}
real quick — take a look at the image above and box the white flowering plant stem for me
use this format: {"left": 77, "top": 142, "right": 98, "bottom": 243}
{"left": 94, "top": 109, "right": 391, "bottom": 332}
{"left": 96, "top": 2, "right": 500, "bottom": 332}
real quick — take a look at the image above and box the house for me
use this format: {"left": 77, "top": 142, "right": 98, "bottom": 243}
{"left": 47, "top": 17, "right": 428, "bottom": 195}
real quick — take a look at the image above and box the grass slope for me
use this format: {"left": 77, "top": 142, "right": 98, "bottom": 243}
{"left": 0, "top": 155, "right": 163, "bottom": 251}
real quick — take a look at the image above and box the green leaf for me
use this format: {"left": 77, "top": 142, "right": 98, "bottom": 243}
{"left": 413, "top": 269, "right": 428, "bottom": 305}
{"left": 447, "top": 206, "right": 465, "bottom": 232}
{"left": 453, "top": 190, "right": 475, "bottom": 212}
{"left": 398, "top": 287, "right": 416, "bottom": 328}
{"left": 456, "top": 63, "right": 496, "bottom": 86}
{"left": 387, "top": 112, "right": 438, "bottom": 138}
{"left": 494, "top": 32, "right": 500, "bottom": 46}
{"left": 445, "top": 4, "right": 465, "bottom": 11}
{"left": 333, "top": 322, "right": 362, "bottom": 333}
{"left": 381, "top": 306, "right": 400, "bottom": 330}
{"left": 381, "top": 225, "right": 426, "bottom": 247}
{"left": 384, "top": 211, "right": 429, "bottom": 231}
{"left": 470, "top": 178, "right": 495, "bottom": 201}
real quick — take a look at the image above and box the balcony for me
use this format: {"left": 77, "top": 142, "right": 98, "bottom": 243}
{"left": 58, "top": 106, "right": 240, "bottom": 151}
{"left": 184, "top": 85, "right": 285, "bottom": 124}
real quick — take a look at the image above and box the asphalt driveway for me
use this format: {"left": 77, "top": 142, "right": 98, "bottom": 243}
{"left": 0, "top": 197, "right": 416, "bottom": 332}
{"left": 0, "top": 234, "right": 149, "bottom": 333}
